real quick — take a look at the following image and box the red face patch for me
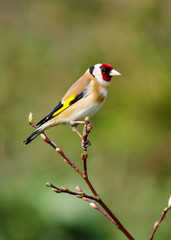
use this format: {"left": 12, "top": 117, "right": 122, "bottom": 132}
{"left": 100, "top": 63, "right": 114, "bottom": 82}
{"left": 101, "top": 72, "right": 111, "bottom": 82}
{"left": 100, "top": 63, "right": 114, "bottom": 69}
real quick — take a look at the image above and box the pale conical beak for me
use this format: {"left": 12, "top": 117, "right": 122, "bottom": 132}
{"left": 109, "top": 69, "right": 121, "bottom": 76}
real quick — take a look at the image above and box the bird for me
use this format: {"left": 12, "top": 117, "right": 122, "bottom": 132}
{"left": 24, "top": 63, "right": 121, "bottom": 145}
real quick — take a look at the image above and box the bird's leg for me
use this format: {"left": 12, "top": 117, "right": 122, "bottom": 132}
{"left": 72, "top": 120, "right": 86, "bottom": 125}
{"left": 72, "top": 125, "right": 82, "bottom": 139}
{"left": 71, "top": 123, "right": 91, "bottom": 149}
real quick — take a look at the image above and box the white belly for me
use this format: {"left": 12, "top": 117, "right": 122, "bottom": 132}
{"left": 71, "top": 102, "right": 104, "bottom": 122}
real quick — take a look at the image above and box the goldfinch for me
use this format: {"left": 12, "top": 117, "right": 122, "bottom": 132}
{"left": 24, "top": 63, "right": 121, "bottom": 145}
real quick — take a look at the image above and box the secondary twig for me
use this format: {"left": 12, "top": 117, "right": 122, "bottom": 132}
{"left": 149, "top": 197, "right": 171, "bottom": 240}
{"left": 46, "top": 182, "right": 97, "bottom": 201}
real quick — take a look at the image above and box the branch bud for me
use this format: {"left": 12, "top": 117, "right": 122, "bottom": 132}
{"left": 81, "top": 153, "right": 88, "bottom": 160}
{"left": 76, "top": 195, "right": 82, "bottom": 198}
{"left": 82, "top": 134, "right": 86, "bottom": 140}
{"left": 90, "top": 202, "right": 98, "bottom": 209}
{"left": 168, "top": 196, "right": 171, "bottom": 208}
{"left": 153, "top": 221, "right": 158, "bottom": 228}
{"left": 52, "top": 188, "right": 58, "bottom": 192}
{"left": 45, "top": 182, "right": 52, "bottom": 187}
{"left": 61, "top": 186, "right": 69, "bottom": 191}
{"left": 41, "top": 133, "right": 47, "bottom": 142}
{"left": 64, "top": 159, "right": 68, "bottom": 164}
{"left": 55, "top": 189, "right": 62, "bottom": 193}
{"left": 85, "top": 116, "right": 89, "bottom": 122}
{"left": 28, "top": 112, "right": 33, "bottom": 124}
{"left": 76, "top": 186, "right": 82, "bottom": 192}
{"left": 56, "top": 148, "right": 62, "bottom": 153}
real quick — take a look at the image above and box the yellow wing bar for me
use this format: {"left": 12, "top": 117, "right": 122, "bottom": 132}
{"left": 52, "top": 94, "right": 76, "bottom": 117}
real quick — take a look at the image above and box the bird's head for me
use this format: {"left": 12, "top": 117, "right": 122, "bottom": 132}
{"left": 89, "top": 63, "right": 121, "bottom": 84}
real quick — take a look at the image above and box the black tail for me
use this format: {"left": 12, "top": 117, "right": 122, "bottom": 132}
{"left": 23, "top": 128, "right": 41, "bottom": 145}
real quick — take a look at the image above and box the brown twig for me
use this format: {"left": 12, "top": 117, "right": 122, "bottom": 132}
{"left": 28, "top": 113, "right": 134, "bottom": 240}
{"left": 82, "top": 197, "right": 117, "bottom": 224}
{"left": 46, "top": 182, "right": 97, "bottom": 201}
{"left": 46, "top": 183, "right": 117, "bottom": 225}
{"left": 29, "top": 121, "right": 84, "bottom": 177}
{"left": 149, "top": 198, "right": 171, "bottom": 240}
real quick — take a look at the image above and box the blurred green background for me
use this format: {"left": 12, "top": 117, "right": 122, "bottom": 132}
{"left": 0, "top": 0, "right": 170, "bottom": 239}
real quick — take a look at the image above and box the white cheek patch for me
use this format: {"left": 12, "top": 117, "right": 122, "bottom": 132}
{"left": 91, "top": 64, "right": 110, "bottom": 86}
{"left": 92, "top": 63, "right": 102, "bottom": 80}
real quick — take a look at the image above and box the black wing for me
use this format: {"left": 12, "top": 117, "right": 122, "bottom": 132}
{"left": 36, "top": 91, "right": 84, "bottom": 126}
{"left": 36, "top": 101, "right": 63, "bottom": 126}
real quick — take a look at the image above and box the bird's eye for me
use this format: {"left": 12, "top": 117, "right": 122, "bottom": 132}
{"left": 101, "top": 67, "right": 111, "bottom": 74}
{"left": 101, "top": 67, "right": 107, "bottom": 72}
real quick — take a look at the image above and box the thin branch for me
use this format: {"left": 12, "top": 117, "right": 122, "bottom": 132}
{"left": 29, "top": 121, "right": 84, "bottom": 177}
{"left": 82, "top": 197, "right": 117, "bottom": 225}
{"left": 46, "top": 183, "right": 117, "bottom": 225}
{"left": 46, "top": 182, "right": 97, "bottom": 201}
{"left": 27, "top": 113, "right": 135, "bottom": 240}
{"left": 81, "top": 152, "right": 88, "bottom": 176}
{"left": 149, "top": 200, "right": 171, "bottom": 240}
{"left": 80, "top": 122, "right": 135, "bottom": 240}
